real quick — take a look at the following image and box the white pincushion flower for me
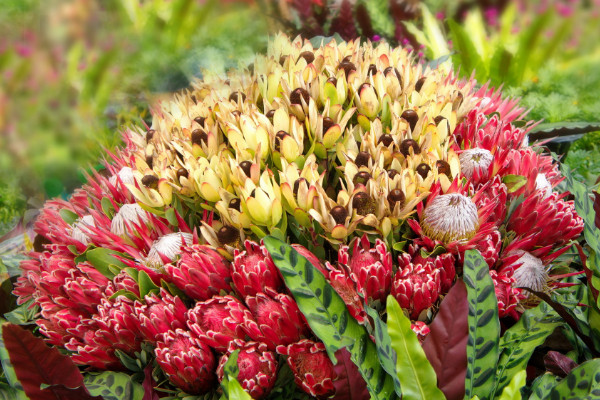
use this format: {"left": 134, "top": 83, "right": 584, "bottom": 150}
{"left": 146, "top": 232, "right": 194, "bottom": 268}
{"left": 71, "top": 215, "right": 95, "bottom": 245}
{"left": 535, "top": 173, "right": 552, "bottom": 199}
{"left": 109, "top": 167, "right": 136, "bottom": 186}
{"left": 459, "top": 148, "right": 493, "bottom": 179}
{"left": 512, "top": 251, "right": 548, "bottom": 292}
{"left": 421, "top": 194, "right": 479, "bottom": 243}
{"left": 111, "top": 203, "right": 149, "bottom": 236}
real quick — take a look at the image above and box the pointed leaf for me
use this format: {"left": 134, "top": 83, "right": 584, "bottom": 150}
{"left": 543, "top": 351, "right": 578, "bottom": 378}
{"left": 2, "top": 323, "right": 96, "bottom": 400}
{"left": 497, "top": 370, "right": 525, "bottom": 400}
{"left": 142, "top": 364, "right": 159, "bottom": 400}
{"left": 422, "top": 280, "right": 469, "bottom": 400}
{"left": 59, "top": 209, "right": 78, "bottom": 225}
{"left": 85, "top": 248, "right": 128, "bottom": 279}
{"left": 463, "top": 249, "right": 500, "bottom": 400}
{"left": 83, "top": 372, "right": 144, "bottom": 400}
{"left": 546, "top": 359, "right": 600, "bottom": 398}
{"left": 331, "top": 348, "right": 369, "bottom": 400}
{"left": 386, "top": 296, "right": 445, "bottom": 400}
{"left": 263, "top": 236, "right": 396, "bottom": 400}
{"left": 528, "top": 373, "right": 560, "bottom": 400}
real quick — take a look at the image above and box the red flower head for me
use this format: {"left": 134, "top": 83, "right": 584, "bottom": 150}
{"left": 392, "top": 263, "right": 442, "bottom": 320}
{"left": 277, "top": 340, "right": 336, "bottom": 399}
{"left": 398, "top": 245, "right": 456, "bottom": 293}
{"left": 217, "top": 340, "right": 278, "bottom": 399}
{"left": 232, "top": 240, "right": 283, "bottom": 298}
{"left": 244, "top": 293, "right": 310, "bottom": 350}
{"left": 411, "top": 321, "right": 431, "bottom": 343}
{"left": 135, "top": 288, "right": 189, "bottom": 343}
{"left": 187, "top": 295, "right": 252, "bottom": 352}
{"left": 338, "top": 235, "right": 392, "bottom": 304}
{"left": 155, "top": 329, "right": 216, "bottom": 395}
{"left": 324, "top": 262, "right": 368, "bottom": 324}
{"left": 489, "top": 270, "right": 524, "bottom": 319}
{"left": 167, "top": 244, "right": 232, "bottom": 301}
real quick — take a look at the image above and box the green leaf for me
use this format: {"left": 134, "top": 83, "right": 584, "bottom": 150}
{"left": 546, "top": 359, "right": 600, "bottom": 398}
{"left": 502, "top": 175, "right": 527, "bottom": 194}
{"left": 359, "top": 0, "right": 394, "bottom": 37}
{"left": 498, "top": 370, "right": 525, "bottom": 400}
{"left": 85, "top": 248, "right": 128, "bottom": 279}
{"left": 165, "top": 208, "right": 178, "bottom": 227}
{"left": 219, "top": 350, "right": 252, "bottom": 400}
{"left": 83, "top": 371, "right": 144, "bottom": 400}
{"left": 448, "top": 19, "right": 485, "bottom": 80}
{"left": 364, "top": 305, "right": 403, "bottom": 398}
{"left": 528, "top": 373, "right": 560, "bottom": 400}
{"left": 263, "top": 236, "right": 396, "bottom": 400}
{"left": 530, "top": 122, "right": 600, "bottom": 141}
{"left": 137, "top": 270, "right": 159, "bottom": 299}
{"left": 101, "top": 197, "right": 115, "bottom": 219}
{"left": 386, "top": 296, "right": 445, "bottom": 400}
{"left": 463, "top": 249, "right": 500, "bottom": 400}
{"left": 3, "top": 300, "right": 38, "bottom": 325}
{"left": 59, "top": 209, "right": 79, "bottom": 225}
{"left": 492, "top": 303, "right": 562, "bottom": 398}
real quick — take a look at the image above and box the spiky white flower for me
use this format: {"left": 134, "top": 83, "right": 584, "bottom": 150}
{"left": 70, "top": 215, "right": 95, "bottom": 245}
{"left": 535, "top": 173, "right": 552, "bottom": 199}
{"left": 109, "top": 167, "right": 135, "bottom": 186}
{"left": 146, "top": 232, "right": 194, "bottom": 268}
{"left": 459, "top": 148, "right": 493, "bottom": 179}
{"left": 512, "top": 251, "right": 548, "bottom": 292}
{"left": 421, "top": 194, "right": 479, "bottom": 243}
{"left": 110, "top": 203, "right": 149, "bottom": 236}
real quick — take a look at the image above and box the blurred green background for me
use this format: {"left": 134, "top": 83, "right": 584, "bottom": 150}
{"left": 1, "top": 0, "right": 599, "bottom": 236}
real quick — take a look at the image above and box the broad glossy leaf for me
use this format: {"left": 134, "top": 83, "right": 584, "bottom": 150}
{"left": 422, "top": 280, "right": 469, "bottom": 400}
{"left": 331, "top": 348, "right": 369, "bottom": 400}
{"left": 0, "top": 321, "right": 25, "bottom": 395}
{"left": 263, "top": 236, "right": 395, "bottom": 400}
{"left": 85, "top": 248, "right": 128, "bottom": 279}
{"left": 492, "top": 303, "right": 562, "bottom": 398}
{"left": 497, "top": 370, "right": 525, "bottom": 400}
{"left": 528, "top": 373, "right": 559, "bottom": 400}
{"left": 2, "top": 323, "right": 96, "bottom": 400}
{"left": 546, "top": 359, "right": 600, "bottom": 398}
{"left": 543, "top": 351, "right": 577, "bottom": 378}
{"left": 59, "top": 209, "right": 78, "bottom": 225}
{"left": 219, "top": 350, "right": 252, "bottom": 400}
{"left": 463, "top": 249, "right": 500, "bottom": 400}
{"left": 84, "top": 371, "right": 144, "bottom": 400}
{"left": 386, "top": 296, "right": 445, "bottom": 400}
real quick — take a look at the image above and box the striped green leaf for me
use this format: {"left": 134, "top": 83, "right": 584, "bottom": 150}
{"left": 492, "top": 303, "right": 562, "bottom": 398}
{"left": 546, "top": 359, "right": 600, "bottom": 399}
{"left": 83, "top": 371, "right": 144, "bottom": 400}
{"left": 263, "top": 236, "right": 396, "bottom": 400}
{"left": 386, "top": 296, "right": 445, "bottom": 400}
{"left": 528, "top": 373, "right": 560, "bottom": 400}
{"left": 463, "top": 249, "right": 500, "bottom": 400}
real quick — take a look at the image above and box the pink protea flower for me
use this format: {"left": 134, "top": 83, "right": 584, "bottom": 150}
{"left": 135, "top": 289, "right": 189, "bottom": 343}
{"left": 155, "top": 329, "right": 216, "bottom": 395}
{"left": 411, "top": 321, "right": 431, "bottom": 343}
{"left": 392, "top": 263, "right": 442, "bottom": 320}
{"left": 398, "top": 246, "right": 456, "bottom": 293}
{"left": 338, "top": 235, "right": 392, "bottom": 304}
{"left": 476, "top": 228, "right": 502, "bottom": 269}
{"left": 244, "top": 292, "right": 310, "bottom": 350}
{"left": 489, "top": 270, "right": 523, "bottom": 319}
{"left": 277, "top": 340, "right": 336, "bottom": 399}
{"left": 217, "top": 340, "right": 278, "bottom": 399}
{"left": 187, "top": 295, "right": 252, "bottom": 352}
{"left": 231, "top": 240, "right": 283, "bottom": 298}
{"left": 166, "top": 244, "right": 232, "bottom": 301}
{"left": 324, "top": 262, "right": 368, "bottom": 324}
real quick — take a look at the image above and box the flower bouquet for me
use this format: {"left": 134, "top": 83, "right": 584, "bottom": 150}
{"left": 7, "top": 34, "right": 592, "bottom": 400}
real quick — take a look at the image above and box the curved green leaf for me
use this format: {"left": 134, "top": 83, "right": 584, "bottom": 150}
{"left": 83, "top": 371, "right": 144, "bottom": 400}
{"left": 498, "top": 370, "right": 525, "bottom": 400}
{"left": 463, "top": 249, "right": 500, "bottom": 400}
{"left": 528, "top": 373, "right": 559, "bottom": 400}
{"left": 263, "top": 236, "right": 395, "bottom": 400}
{"left": 219, "top": 350, "right": 252, "bottom": 400}
{"left": 547, "top": 359, "right": 600, "bottom": 398}
{"left": 493, "top": 303, "right": 562, "bottom": 398}
{"left": 386, "top": 296, "right": 445, "bottom": 400}
{"left": 85, "top": 248, "right": 128, "bottom": 279}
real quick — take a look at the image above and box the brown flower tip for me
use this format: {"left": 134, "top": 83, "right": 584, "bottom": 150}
{"left": 229, "top": 91, "right": 246, "bottom": 103}
{"left": 239, "top": 161, "right": 252, "bottom": 177}
{"left": 142, "top": 174, "right": 159, "bottom": 188}
{"left": 387, "top": 169, "right": 399, "bottom": 179}
{"left": 378, "top": 134, "right": 394, "bottom": 147}
{"left": 355, "top": 151, "right": 371, "bottom": 167}
{"left": 290, "top": 88, "right": 310, "bottom": 106}
{"left": 367, "top": 64, "right": 377, "bottom": 76}
{"left": 228, "top": 198, "right": 241, "bottom": 211}
{"left": 415, "top": 76, "right": 427, "bottom": 92}
{"left": 326, "top": 77, "right": 338, "bottom": 86}
{"left": 330, "top": 206, "right": 348, "bottom": 225}
{"left": 383, "top": 67, "right": 402, "bottom": 84}
{"left": 266, "top": 109, "right": 276, "bottom": 120}
{"left": 353, "top": 171, "right": 372, "bottom": 185}
{"left": 299, "top": 51, "right": 315, "bottom": 64}
{"left": 194, "top": 116, "right": 206, "bottom": 127}
{"left": 399, "top": 138, "right": 421, "bottom": 157}
{"left": 322, "top": 117, "right": 335, "bottom": 133}
{"left": 401, "top": 109, "right": 419, "bottom": 131}
{"left": 275, "top": 131, "right": 289, "bottom": 151}
{"left": 217, "top": 225, "right": 239, "bottom": 245}
{"left": 387, "top": 189, "right": 405, "bottom": 209}
{"left": 176, "top": 168, "right": 188, "bottom": 180}
{"left": 352, "top": 191, "right": 372, "bottom": 215}
{"left": 293, "top": 178, "right": 306, "bottom": 196}
{"left": 145, "top": 155, "right": 154, "bottom": 169}
{"left": 416, "top": 163, "right": 431, "bottom": 179}
{"left": 191, "top": 129, "right": 208, "bottom": 146}
{"left": 338, "top": 61, "right": 356, "bottom": 78}
{"left": 433, "top": 115, "right": 446, "bottom": 126}
{"left": 146, "top": 129, "right": 155, "bottom": 142}
{"left": 436, "top": 160, "right": 451, "bottom": 177}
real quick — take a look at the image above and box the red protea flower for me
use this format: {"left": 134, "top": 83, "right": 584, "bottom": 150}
{"left": 277, "top": 340, "right": 336, "bottom": 399}
{"left": 392, "top": 263, "right": 442, "bottom": 320}
{"left": 155, "top": 329, "right": 216, "bottom": 395}
{"left": 411, "top": 321, "right": 431, "bottom": 343}
{"left": 293, "top": 244, "right": 327, "bottom": 275}
{"left": 187, "top": 295, "right": 252, "bottom": 352}
{"left": 338, "top": 235, "right": 392, "bottom": 304}
{"left": 244, "top": 293, "right": 310, "bottom": 350}
{"left": 217, "top": 340, "right": 278, "bottom": 399}
{"left": 398, "top": 246, "right": 456, "bottom": 293}
{"left": 476, "top": 228, "right": 502, "bottom": 269}
{"left": 231, "top": 240, "right": 283, "bottom": 298}
{"left": 324, "top": 262, "right": 368, "bottom": 324}
{"left": 135, "top": 289, "right": 189, "bottom": 343}
{"left": 166, "top": 244, "right": 232, "bottom": 301}
{"left": 489, "top": 270, "right": 523, "bottom": 319}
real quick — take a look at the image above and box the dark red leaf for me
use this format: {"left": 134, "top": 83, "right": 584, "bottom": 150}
{"left": 355, "top": 3, "right": 374, "bottom": 39}
{"left": 143, "top": 364, "right": 160, "bottom": 400}
{"left": 593, "top": 191, "right": 600, "bottom": 230}
{"left": 331, "top": 347, "right": 369, "bottom": 400}
{"left": 329, "top": 0, "right": 358, "bottom": 41}
{"left": 2, "top": 323, "right": 97, "bottom": 400}
{"left": 422, "top": 280, "right": 469, "bottom": 400}
{"left": 543, "top": 351, "right": 578, "bottom": 378}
